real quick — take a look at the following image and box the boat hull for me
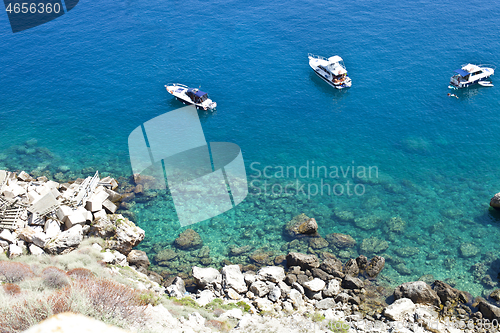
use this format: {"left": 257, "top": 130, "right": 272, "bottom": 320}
{"left": 165, "top": 84, "right": 217, "bottom": 111}
{"left": 313, "top": 69, "right": 351, "bottom": 89}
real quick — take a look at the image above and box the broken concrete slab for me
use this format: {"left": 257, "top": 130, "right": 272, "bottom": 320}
{"left": 17, "top": 171, "right": 32, "bottom": 182}
{"left": 28, "top": 212, "right": 45, "bottom": 226}
{"left": 56, "top": 205, "right": 73, "bottom": 222}
{"left": 32, "top": 232, "right": 50, "bottom": 248}
{"left": 102, "top": 199, "right": 117, "bottom": 214}
{"left": 104, "top": 188, "right": 122, "bottom": 202}
{"left": 93, "top": 209, "right": 107, "bottom": 221}
{"left": 85, "top": 190, "right": 109, "bottom": 212}
{"left": 0, "top": 229, "right": 16, "bottom": 243}
{"left": 29, "top": 191, "right": 60, "bottom": 216}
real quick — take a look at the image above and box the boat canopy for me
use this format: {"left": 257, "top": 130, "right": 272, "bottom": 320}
{"left": 187, "top": 88, "right": 208, "bottom": 102}
{"left": 454, "top": 69, "right": 469, "bottom": 77}
{"left": 328, "top": 56, "right": 343, "bottom": 63}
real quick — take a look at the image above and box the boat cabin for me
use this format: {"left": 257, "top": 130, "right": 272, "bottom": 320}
{"left": 186, "top": 88, "right": 208, "bottom": 104}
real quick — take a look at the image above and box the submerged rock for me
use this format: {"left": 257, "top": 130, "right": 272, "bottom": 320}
{"left": 360, "top": 237, "right": 388, "bottom": 255}
{"left": 459, "top": 242, "right": 480, "bottom": 258}
{"left": 386, "top": 216, "right": 406, "bottom": 233}
{"left": 354, "top": 215, "right": 381, "bottom": 230}
{"left": 309, "top": 237, "right": 329, "bottom": 249}
{"left": 284, "top": 213, "right": 318, "bottom": 238}
{"left": 174, "top": 229, "right": 202, "bottom": 250}
{"left": 326, "top": 233, "right": 356, "bottom": 248}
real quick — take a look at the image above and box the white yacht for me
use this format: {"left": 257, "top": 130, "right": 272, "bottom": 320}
{"left": 449, "top": 64, "right": 494, "bottom": 88}
{"left": 165, "top": 83, "right": 217, "bottom": 110}
{"left": 308, "top": 53, "right": 352, "bottom": 89}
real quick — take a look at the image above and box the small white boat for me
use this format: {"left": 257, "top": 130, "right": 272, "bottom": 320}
{"left": 308, "top": 53, "right": 352, "bottom": 89}
{"left": 165, "top": 83, "right": 217, "bottom": 111}
{"left": 449, "top": 64, "right": 494, "bottom": 88}
{"left": 478, "top": 81, "right": 494, "bottom": 87}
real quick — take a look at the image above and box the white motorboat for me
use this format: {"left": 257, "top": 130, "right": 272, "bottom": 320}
{"left": 165, "top": 83, "right": 217, "bottom": 110}
{"left": 449, "top": 64, "right": 494, "bottom": 89}
{"left": 308, "top": 53, "right": 352, "bottom": 89}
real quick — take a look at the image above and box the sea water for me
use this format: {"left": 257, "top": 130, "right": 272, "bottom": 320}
{"left": 1, "top": 0, "right": 500, "bottom": 296}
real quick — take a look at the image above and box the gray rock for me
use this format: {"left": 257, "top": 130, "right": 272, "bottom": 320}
{"left": 285, "top": 273, "right": 297, "bottom": 285}
{"left": 297, "top": 274, "right": 310, "bottom": 285}
{"left": 459, "top": 242, "right": 480, "bottom": 258}
{"left": 365, "top": 256, "right": 385, "bottom": 277}
{"left": 356, "top": 255, "right": 368, "bottom": 270}
{"left": 254, "top": 297, "right": 274, "bottom": 312}
{"left": 315, "top": 298, "right": 336, "bottom": 310}
{"left": 478, "top": 299, "right": 500, "bottom": 320}
{"left": 268, "top": 285, "right": 281, "bottom": 302}
{"left": 292, "top": 282, "right": 304, "bottom": 294}
{"left": 323, "top": 279, "right": 341, "bottom": 297}
{"left": 288, "top": 289, "right": 304, "bottom": 309}
{"left": 192, "top": 266, "right": 222, "bottom": 288}
{"left": 344, "top": 259, "right": 359, "bottom": 276}
{"left": 320, "top": 258, "right": 344, "bottom": 278}
{"left": 257, "top": 266, "right": 285, "bottom": 283}
{"left": 195, "top": 290, "right": 215, "bottom": 307}
{"left": 302, "top": 278, "right": 325, "bottom": 292}
{"left": 342, "top": 275, "right": 364, "bottom": 289}
{"left": 32, "top": 232, "right": 49, "bottom": 248}
{"left": 305, "top": 288, "right": 323, "bottom": 300}
{"left": 394, "top": 281, "right": 440, "bottom": 306}
{"left": 384, "top": 298, "right": 416, "bottom": 321}
{"left": 0, "top": 229, "right": 16, "bottom": 244}
{"left": 166, "top": 277, "right": 186, "bottom": 298}
{"left": 45, "top": 225, "right": 83, "bottom": 254}
{"left": 432, "top": 280, "right": 459, "bottom": 304}
{"left": 277, "top": 281, "right": 291, "bottom": 297}
{"left": 286, "top": 252, "right": 320, "bottom": 270}
{"left": 222, "top": 265, "right": 247, "bottom": 293}
{"left": 244, "top": 272, "right": 257, "bottom": 286}
{"left": 326, "top": 233, "right": 356, "bottom": 248}
{"left": 490, "top": 192, "right": 500, "bottom": 210}
{"left": 311, "top": 268, "right": 332, "bottom": 281}
{"left": 250, "top": 280, "right": 270, "bottom": 297}
{"left": 29, "top": 244, "right": 45, "bottom": 256}
{"left": 127, "top": 250, "right": 150, "bottom": 269}
{"left": 8, "top": 244, "right": 22, "bottom": 258}
{"left": 334, "top": 292, "right": 350, "bottom": 304}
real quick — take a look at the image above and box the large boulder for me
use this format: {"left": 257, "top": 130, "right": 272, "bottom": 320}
{"left": 45, "top": 225, "right": 83, "bottom": 255}
{"left": 174, "top": 229, "right": 203, "bottom": 250}
{"left": 302, "top": 278, "right": 325, "bottom": 292}
{"left": 320, "top": 258, "right": 344, "bottom": 278}
{"left": 342, "top": 275, "right": 364, "bottom": 289}
{"left": 284, "top": 214, "right": 318, "bottom": 238}
{"left": 394, "top": 281, "right": 440, "bottom": 306}
{"left": 286, "top": 252, "right": 320, "bottom": 270}
{"left": 166, "top": 277, "right": 186, "bottom": 298}
{"left": 192, "top": 266, "right": 222, "bottom": 289}
{"left": 222, "top": 265, "right": 247, "bottom": 293}
{"left": 490, "top": 192, "right": 500, "bottom": 210}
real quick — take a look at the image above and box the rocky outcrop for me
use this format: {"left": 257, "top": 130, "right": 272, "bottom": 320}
{"left": 383, "top": 298, "right": 416, "bottom": 321}
{"left": 394, "top": 281, "right": 440, "bottom": 306}
{"left": 192, "top": 266, "right": 222, "bottom": 289}
{"left": 174, "top": 229, "right": 203, "bottom": 250}
{"left": 92, "top": 215, "right": 145, "bottom": 255}
{"left": 432, "top": 280, "right": 459, "bottom": 304}
{"left": 284, "top": 214, "right": 318, "bottom": 238}
{"left": 45, "top": 224, "right": 83, "bottom": 254}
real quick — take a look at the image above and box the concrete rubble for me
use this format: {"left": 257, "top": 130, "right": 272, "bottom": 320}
{"left": 0, "top": 169, "right": 143, "bottom": 256}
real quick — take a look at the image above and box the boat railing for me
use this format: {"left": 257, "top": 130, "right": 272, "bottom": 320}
{"left": 166, "top": 83, "right": 189, "bottom": 88}
{"left": 477, "top": 64, "right": 496, "bottom": 70}
{"left": 308, "top": 53, "right": 327, "bottom": 60}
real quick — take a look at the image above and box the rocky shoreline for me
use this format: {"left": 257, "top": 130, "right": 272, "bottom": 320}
{"left": 1, "top": 169, "right": 500, "bottom": 332}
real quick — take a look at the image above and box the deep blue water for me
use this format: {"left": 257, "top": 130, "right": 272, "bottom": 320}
{"left": 2, "top": 0, "right": 500, "bottom": 295}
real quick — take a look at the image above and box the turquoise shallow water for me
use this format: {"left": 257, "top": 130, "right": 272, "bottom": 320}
{"left": 2, "top": 0, "right": 500, "bottom": 295}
